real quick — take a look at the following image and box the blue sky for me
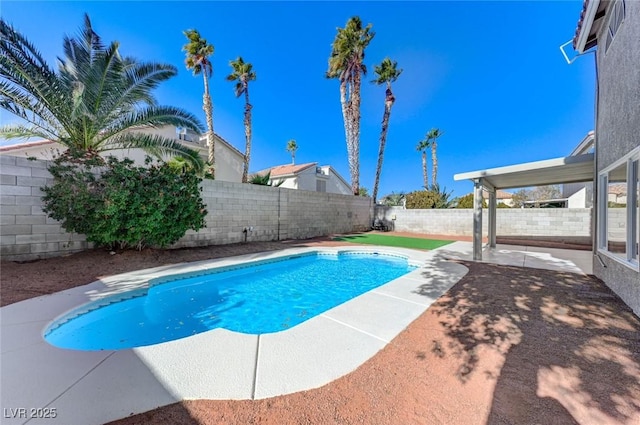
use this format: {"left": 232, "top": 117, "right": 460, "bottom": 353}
{"left": 1, "top": 1, "right": 595, "bottom": 198}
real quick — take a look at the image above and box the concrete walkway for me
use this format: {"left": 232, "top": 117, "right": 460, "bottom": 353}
{"left": 0, "top": 242, "right": 592, "bottom": 425}
{"left": 434, "top": 241, "right": 593, "bottom": 274}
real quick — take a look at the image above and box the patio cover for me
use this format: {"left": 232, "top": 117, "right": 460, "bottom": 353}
{"left": 453, "top": 153, "right": 594, "bottom": 260}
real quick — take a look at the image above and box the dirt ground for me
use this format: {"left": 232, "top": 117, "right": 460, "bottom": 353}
{"left": 2, "top": 236, "right": 639, "bottom": 425}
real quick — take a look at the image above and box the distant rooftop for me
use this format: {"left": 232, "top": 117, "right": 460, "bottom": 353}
{"left": 269, "top": 163, "right": 317, "bottom": 177}
{"left": 0, "top": 139, "right": 55, "bottom": 153}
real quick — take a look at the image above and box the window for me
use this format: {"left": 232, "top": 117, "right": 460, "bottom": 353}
{"left": 316, "top": 179, "right": 326, "bottom": 192}
{"left": 605, "top": 0, "right": 625, "bottom": 53}
{"left": 597, "top": 146, "right": 640, "bottom": 268}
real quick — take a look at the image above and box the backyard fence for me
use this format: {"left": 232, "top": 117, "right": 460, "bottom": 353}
{"left": 0, "top": 155, "right": 371, "bottom": 261}
{"left": 374, "top": 205, "right": 593, "bottom": 244}
{"left": 1, "top": 154, "right": 598, "bottom": 262}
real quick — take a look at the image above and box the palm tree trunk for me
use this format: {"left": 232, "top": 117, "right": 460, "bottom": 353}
{"left": 242, "top": 82, "right": 252, "bottom": 183}
{"left": 372, "top": 88, "right": 394, "bottom": 203}
{"left": 350, "top": 70, "right": 362, "bottom": 195}
{"left": 202, "top": 70, "right": 215, "bottom": 178}
{"left": 340, "top": 78, "right": 357, "bottom": 195}
{"left": 431, "top": 140, "right": 437, "bottom": 186}
{"left": 422, "top": 151, "right": 429, "bottom": 189}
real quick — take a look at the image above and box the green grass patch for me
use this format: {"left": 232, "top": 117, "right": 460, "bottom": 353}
{"left": 332, "top": 233, "right": 454, "bottom": 250}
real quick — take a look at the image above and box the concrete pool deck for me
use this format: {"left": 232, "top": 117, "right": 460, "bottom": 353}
{"left": 0, "top": 242, "right": 593, "bottom": 425}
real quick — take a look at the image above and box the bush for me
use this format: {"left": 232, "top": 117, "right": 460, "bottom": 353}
{"left": 42, "top": 153, "right": 207, "bottom": 250}
{"left": 406, "top": 184, "right": 453, "bottom": 209}
{"left": 455, "top": 193, "right": 486, "bottom": 208}
{"left": 249, "top": 171, "right": 283, "bottom": 187}
{"left": 497, "top": 202, "right": 511, "bottom": 208}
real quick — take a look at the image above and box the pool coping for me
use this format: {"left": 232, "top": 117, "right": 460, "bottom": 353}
{"left": 1, "top": 245, "right": 469, "bottom": 425}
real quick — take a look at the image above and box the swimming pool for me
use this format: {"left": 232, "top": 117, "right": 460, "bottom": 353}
{"left": 44, "top": 251, "right": 417, "bottom": 351}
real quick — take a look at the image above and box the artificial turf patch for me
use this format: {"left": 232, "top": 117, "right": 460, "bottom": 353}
{"left": 332, "top": 233, "right": 454, "bottom": 250}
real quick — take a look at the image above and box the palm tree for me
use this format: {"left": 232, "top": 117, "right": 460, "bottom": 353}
{"left": 426, "top": 128, "right": 444, "bottom": 186}
{"left": 371, "top": 57, "right": 402, "bottom": 203}
{"left": 416, "top": 136, "right": 431, "bottom": 189}
{"left": 0, "top": 15, "right": 204, "bottom": 170}
{"left": 226, "top": 57, "right": 256, "bottom": 183}
{"left": 327, "top": 16, "right": 375, "bottom": 195}
{"left": 380, "top": 191, "right": 406, "bottom": 207}
{"left": 286, "top": 139, "right": 298, "bottom": 164}
{"left": 183, "top": 29, "right": 215, "bottom": 176}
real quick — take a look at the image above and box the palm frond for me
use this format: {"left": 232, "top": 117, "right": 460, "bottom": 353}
{"left": 0, "top": 81, "right": 64, "bottom": 131}
{"left": 0, "top": 123, "right": 56, "bottom": 140}
{"left": 0, "top": 18, "right": 67, "bottom": 129}
{"left": 326, "top": 16, "right": 374, "bottom": 85}
{"left": 99, "top": 105, "right": 203, "bottom": 145}
{"left": 227, "top": 56, "right": 255, "bottom": 98}
{"left": 108, "top": 132, "right": 204, "bottom": 173}
{"left": 372, "top": 57, "right": 403, "bottom": 85}
{"left": 416, "top": 138, "right": 430, "bottom": 152}
{"left": 2, "top": 15, "right": 205, "bottom": 158}
{"left": 182, "top": 29, "right": 214, "bottom": 77}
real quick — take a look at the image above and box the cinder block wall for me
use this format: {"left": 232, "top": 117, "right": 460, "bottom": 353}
{"left": 1, "top": 156, "right": 92, "bottom": 261}
{"left": 375, "top": 207, "right": 479, "bottom": 235}
{"left": 374, "top": 206, "right": 592, "bottom": 239}
{"left": 0, "top": 156, "right": 371, "bottom": 261}
{"left": 175, "top": 180, "right": 371, "bottom": 248}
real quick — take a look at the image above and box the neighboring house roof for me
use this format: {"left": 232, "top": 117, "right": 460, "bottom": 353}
{"left": 251, "top": 162, "right": 317, "bottom": 178}
{"left": 573, "top": 0, "right": 607, "bottom": 53}
{"left": 198, "top": 133, "right": 245, "bottom": 159}
{"left": 608, "top": 183, "right": 627, "bottom": 196}
{"left": 464, "top": 190, "right": 513, "bottom": 200}
{"left": 0, "top": 139, "right": 56, "bottom": 153}
{"left": 323, "top": 165, "right": 351, "bottom": 190}
{"left": 482, "top": 189, "right": 514, "bottom": 200}
{"left": 271, "top": 162, "right": 317, "bottom": 177}
{"left": 251, "top": 162, "right": 351, "bottom": 189}
{"left": 0, "top": 129, "right": 244, "bottom": 159}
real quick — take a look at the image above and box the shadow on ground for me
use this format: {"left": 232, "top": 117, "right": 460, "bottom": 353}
{"left": 5, "top": 238, "right": 639, "bottom": 424}
{"left": 430, "top": 261, "right": 640, "bottom": 424}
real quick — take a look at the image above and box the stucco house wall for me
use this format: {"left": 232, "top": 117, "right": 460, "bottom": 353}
{"left": 591, "top": 0, "right": 640, "bottom": 315}
{"left": 0, "top": 125, "right": 245, "bottom": 183}
{"left": 567, "top": 187, "right": 587, "bottom": 208}
{"left": 323, "top": 166, "right": 352, "bottom": 195}
{"left": 275, "top": 177, "right": 298, "bottom": 190}
{"left": 208, "top": 137, "right": 244, "bottom": 183}
{"left": 294, "top": 167, "right": 319, "bottom": 192}
{"left": 267, "top": 164, "right": 351, "bottom": 195}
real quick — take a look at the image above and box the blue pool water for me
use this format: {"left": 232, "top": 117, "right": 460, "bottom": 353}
{"left": 44, "top": 252, "right": 416, "bottom": 351}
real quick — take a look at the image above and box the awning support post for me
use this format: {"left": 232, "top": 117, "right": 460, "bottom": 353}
{"left": 488, "top": 189, "right": 497, "bottom": 248}
{"left": 473, "top": 179, "right": 483, "bottom": 261}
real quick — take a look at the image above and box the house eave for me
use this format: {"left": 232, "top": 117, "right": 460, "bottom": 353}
{"left": 574, "top": 0, "right": 602, "bottom": 53}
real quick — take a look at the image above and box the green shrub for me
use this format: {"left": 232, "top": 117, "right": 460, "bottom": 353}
{"left": 496, "top": 202, "right": 511, "bottom": 208}
{"left": 249, "top": 171, "right": 282, "bottom": 186}
{"left": 406, "top": 184, "right": 453, "bottom": 209}
{"left": 608, "top": 202, "right": 626, "bottom": 208}
{"left": 42, "top": 153, "right": 207, "bottom": 250}
{"left": 455, "top": 193, "right": 486, "bottom": 208}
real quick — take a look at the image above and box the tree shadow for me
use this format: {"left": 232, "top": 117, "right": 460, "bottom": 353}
{"left": 429, "top": 261, "right": 640, "bottom": 424}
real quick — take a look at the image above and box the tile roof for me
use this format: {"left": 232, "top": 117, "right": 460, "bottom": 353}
{"left": 482, "top": 189, "right": 514, "bottom": 200}
{"left": 0, "top": 139, "right": 56, "bottom": 152}
{"left": 573, "top": 0, "right": 591, "bottom": 49}
{"left": 572, "top": 0, "right": 608, "bottom": 52}
{"left": 269, "top": 162, "right": 317, "bottom": 177}
{"left": 608, "top": 183, "right": 627, "bottom": 196}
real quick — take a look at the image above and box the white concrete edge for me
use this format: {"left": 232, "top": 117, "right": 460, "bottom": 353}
{"left": 40, "top": 246, "right": 438, "bottom": 342}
